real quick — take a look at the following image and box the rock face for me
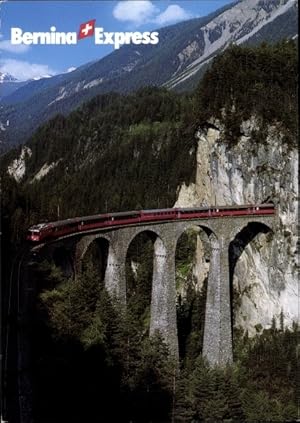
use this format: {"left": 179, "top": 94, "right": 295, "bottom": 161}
{"left": 175, "top": 118, "right": 298, "bottom": 335}
{"left": 7, "top": 146, "right": 32, "bottom": 182}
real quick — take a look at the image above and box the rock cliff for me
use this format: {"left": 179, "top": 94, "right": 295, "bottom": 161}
{"left": 175, "top": 118, "right": 298, "bottom": 335}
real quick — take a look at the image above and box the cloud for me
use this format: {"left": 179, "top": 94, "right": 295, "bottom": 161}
{"left": 154, "top": 5, "right": 193, "bottom": 26}
{"left": 0, "top": 39, "right": 30, "bottom": 54}
{"left": 0, "top": 58, "right": 57, "bottom": 81}
{"left": 113, "top": 0, "right": 159, "bottom": 26}
{"left": 113, "top": 1, "right": 193, "bottom": 27}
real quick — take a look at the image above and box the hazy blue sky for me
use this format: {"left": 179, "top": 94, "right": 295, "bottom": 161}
{"left": 0, "top": 0, "right": 234, "bottom": 80}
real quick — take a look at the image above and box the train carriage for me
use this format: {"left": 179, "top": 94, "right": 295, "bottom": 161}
{"left": 26, "top": 204, "right": 275, "bottom": 243}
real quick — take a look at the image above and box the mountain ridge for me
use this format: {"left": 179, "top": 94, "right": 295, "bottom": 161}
{"left": 0, "top": 71, "right": 30, "bottom": 100}
{"left": 0, "top": 0, "right": 297, "bottom": 150}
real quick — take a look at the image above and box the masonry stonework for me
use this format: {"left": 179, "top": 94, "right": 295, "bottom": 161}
{"left": 45, "top": 215, "right": 274, "bottom": 365}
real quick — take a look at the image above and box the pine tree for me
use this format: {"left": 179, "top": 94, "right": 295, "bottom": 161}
{"left": 174, "top": 369, "right": 195, "bottom": 422}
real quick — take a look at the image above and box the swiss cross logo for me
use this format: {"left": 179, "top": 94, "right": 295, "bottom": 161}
{"left": 78, "top": 19, "right": 96, "bottom": 40}
{"left": 10, "top": 20, "right": 160, "bottom": 49}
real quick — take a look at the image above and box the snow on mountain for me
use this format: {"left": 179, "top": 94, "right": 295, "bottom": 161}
{"left": 0, "top": 72, "right": 30, "bottom": 100}
{"left": 0, "top": 72, "right": 18, "bottom": 83}
{"left": 32, "top": 74, "right": 53, "bottom": 81}
{"left": 0, "top": 71, "right": 53, "bottom": 86}
{"left": 66, "top": 67, "right": 77, "bottom": 73}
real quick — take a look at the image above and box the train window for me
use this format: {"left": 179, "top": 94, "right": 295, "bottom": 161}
{"left": 69, "top": 224, "right": 77, "bottom": 228}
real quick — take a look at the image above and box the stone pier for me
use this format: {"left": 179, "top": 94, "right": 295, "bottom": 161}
{"left": 150, "top": 236, "right": 178, "bottom": 357}
{"left": 202, "top": 234, "right": 233, "bottom": 366}
{"left": 44, "top": 215, "right": 274, "bottom": 366}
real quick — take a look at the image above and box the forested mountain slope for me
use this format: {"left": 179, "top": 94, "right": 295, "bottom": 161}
{"left": 2, "top": 40, "right": 298, "bottom": 330}
{"left": 2, "top": 41, "right": 297, "bottom": 225}
{"left": 2, "top": 40, "right": 298, "bottom": 423}
{"left": 0, "top": 0, "right": 297, "bottom": 150}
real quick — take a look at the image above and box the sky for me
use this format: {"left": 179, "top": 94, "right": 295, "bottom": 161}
{"left": 0, "top": 0, "right": 234, "bottom": 80}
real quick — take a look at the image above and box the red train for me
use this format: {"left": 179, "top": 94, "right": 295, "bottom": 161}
{"left": 26, "top": 204, "right": 275, "bottom": 243}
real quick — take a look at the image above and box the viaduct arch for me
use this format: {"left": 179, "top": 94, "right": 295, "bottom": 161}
{"left": 35, "top": 215, "right": 274, "bottom": 366}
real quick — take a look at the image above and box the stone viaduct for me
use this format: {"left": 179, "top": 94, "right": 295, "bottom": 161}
{"left": 33, "top": 214, "right": 275, "bottom": 367}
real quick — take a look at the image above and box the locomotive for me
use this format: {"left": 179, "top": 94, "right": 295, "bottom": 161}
{"left": 26, "top": 204, "right": 275, "bottom": 243}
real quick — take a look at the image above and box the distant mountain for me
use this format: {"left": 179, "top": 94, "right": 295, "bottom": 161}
{"left": 0, "top": 0, "right": 298, "bottom": 151}
{"left": 0, "top": 72, "right": 55, "bottom": 101}
{"left": 0, "top": 72, "right": 29, "bottom": 100}
{"left": 0, "top": 72, "right": 18, "bottom": 83}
